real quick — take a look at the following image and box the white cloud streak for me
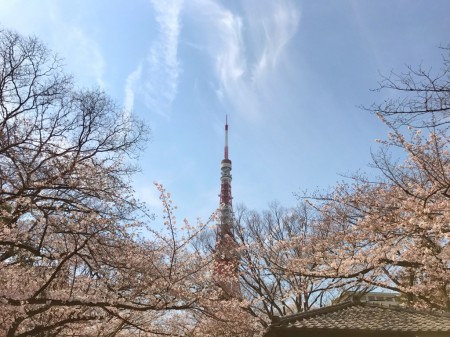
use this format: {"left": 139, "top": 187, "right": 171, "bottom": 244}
{"left": 124, "top": 63, "right": 143, "bottom": 114}
{"left": 0, "top": 0, "right": 106, "bottom": 88}
{"left": 251, "top": 1, "right": 300, "bottom": 84}
{"left": 122, "top": 0, "right": 183, "bottom": 118}
{"left": 142, "top": 0, "right": 183, "bottom": 117}
{"left": 61, "top": 26, "right": 106, "bottom": 88}
{"left": 187, "top": 0, "right": 300, "bottom": 121}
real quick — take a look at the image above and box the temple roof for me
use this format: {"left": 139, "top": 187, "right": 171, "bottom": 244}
{"left": 264, "top": 300, "right": 450, "bottom": 337}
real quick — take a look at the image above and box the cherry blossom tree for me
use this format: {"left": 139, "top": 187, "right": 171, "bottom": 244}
{"left": 0, "top": 29, "right": 225, "bottom": 336}
{"left": 284, "top": 45, "right": 450, "bottom": 312}
{"left": 369, "top": 44, "right": 450, "bottom": 129}
{"left": 233, "top": 203, "right": 341, "bottom": 325}
{"left": 193, "top": 202, "right": 344, "bottom": 332}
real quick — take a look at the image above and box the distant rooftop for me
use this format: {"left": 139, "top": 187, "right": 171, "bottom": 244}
{"left": 334, "top": 291, "right": 401, "bottom": 307}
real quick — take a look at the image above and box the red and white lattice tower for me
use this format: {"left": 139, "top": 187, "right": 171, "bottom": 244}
{"left": 214, "top": 116, "right": 241, "bottom": 298}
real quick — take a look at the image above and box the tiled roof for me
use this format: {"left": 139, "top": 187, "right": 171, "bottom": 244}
{"left": 265, "top": 301, "right": 450, "bottom": 336}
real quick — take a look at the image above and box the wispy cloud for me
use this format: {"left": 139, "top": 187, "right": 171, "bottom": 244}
{"left": 122, "top": 0, "right": 183, "bottom": 117}
{"left": 139, "top": 0, "right": 183, "bottom": 117}
{"left": 187, "top": 0, "right": 300, "bottom": 121}
{"left": 124, "top": 63, "right": 143, "bottom": 114}
{"left": 61, "top": 26, "right": 106, "bottom": 88}
{"left": 250, "top": 1, "right": 300, "bottom": 83}
{"left": 0, "top": 0, "right": 106, "bottom": 88}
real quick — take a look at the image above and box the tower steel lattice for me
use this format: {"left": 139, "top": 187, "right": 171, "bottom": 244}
{"left": 214, "top": 116, "right": 241, "bottom": 298}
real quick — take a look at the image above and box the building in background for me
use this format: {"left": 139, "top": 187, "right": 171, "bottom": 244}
{"left": 335, "top": 291, "right": 401, "bottom": 307}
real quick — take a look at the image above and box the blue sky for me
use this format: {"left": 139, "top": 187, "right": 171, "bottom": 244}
{"left": 1, "top": 0, "right": 450, "bottom": 224}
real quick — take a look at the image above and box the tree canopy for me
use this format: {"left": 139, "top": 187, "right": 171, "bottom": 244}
{"left": 2, "top": 27, "right": 450, "bottom": 337}
{"left": 0, "top": 29, "right": 242, "bottom": 337}
{"left": 285, "top": 45, "right": 450, "bottom": 312}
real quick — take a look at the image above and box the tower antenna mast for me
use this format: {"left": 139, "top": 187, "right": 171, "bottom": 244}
{"left": 225, "top": 115, "right": 229, "bottom": 160}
